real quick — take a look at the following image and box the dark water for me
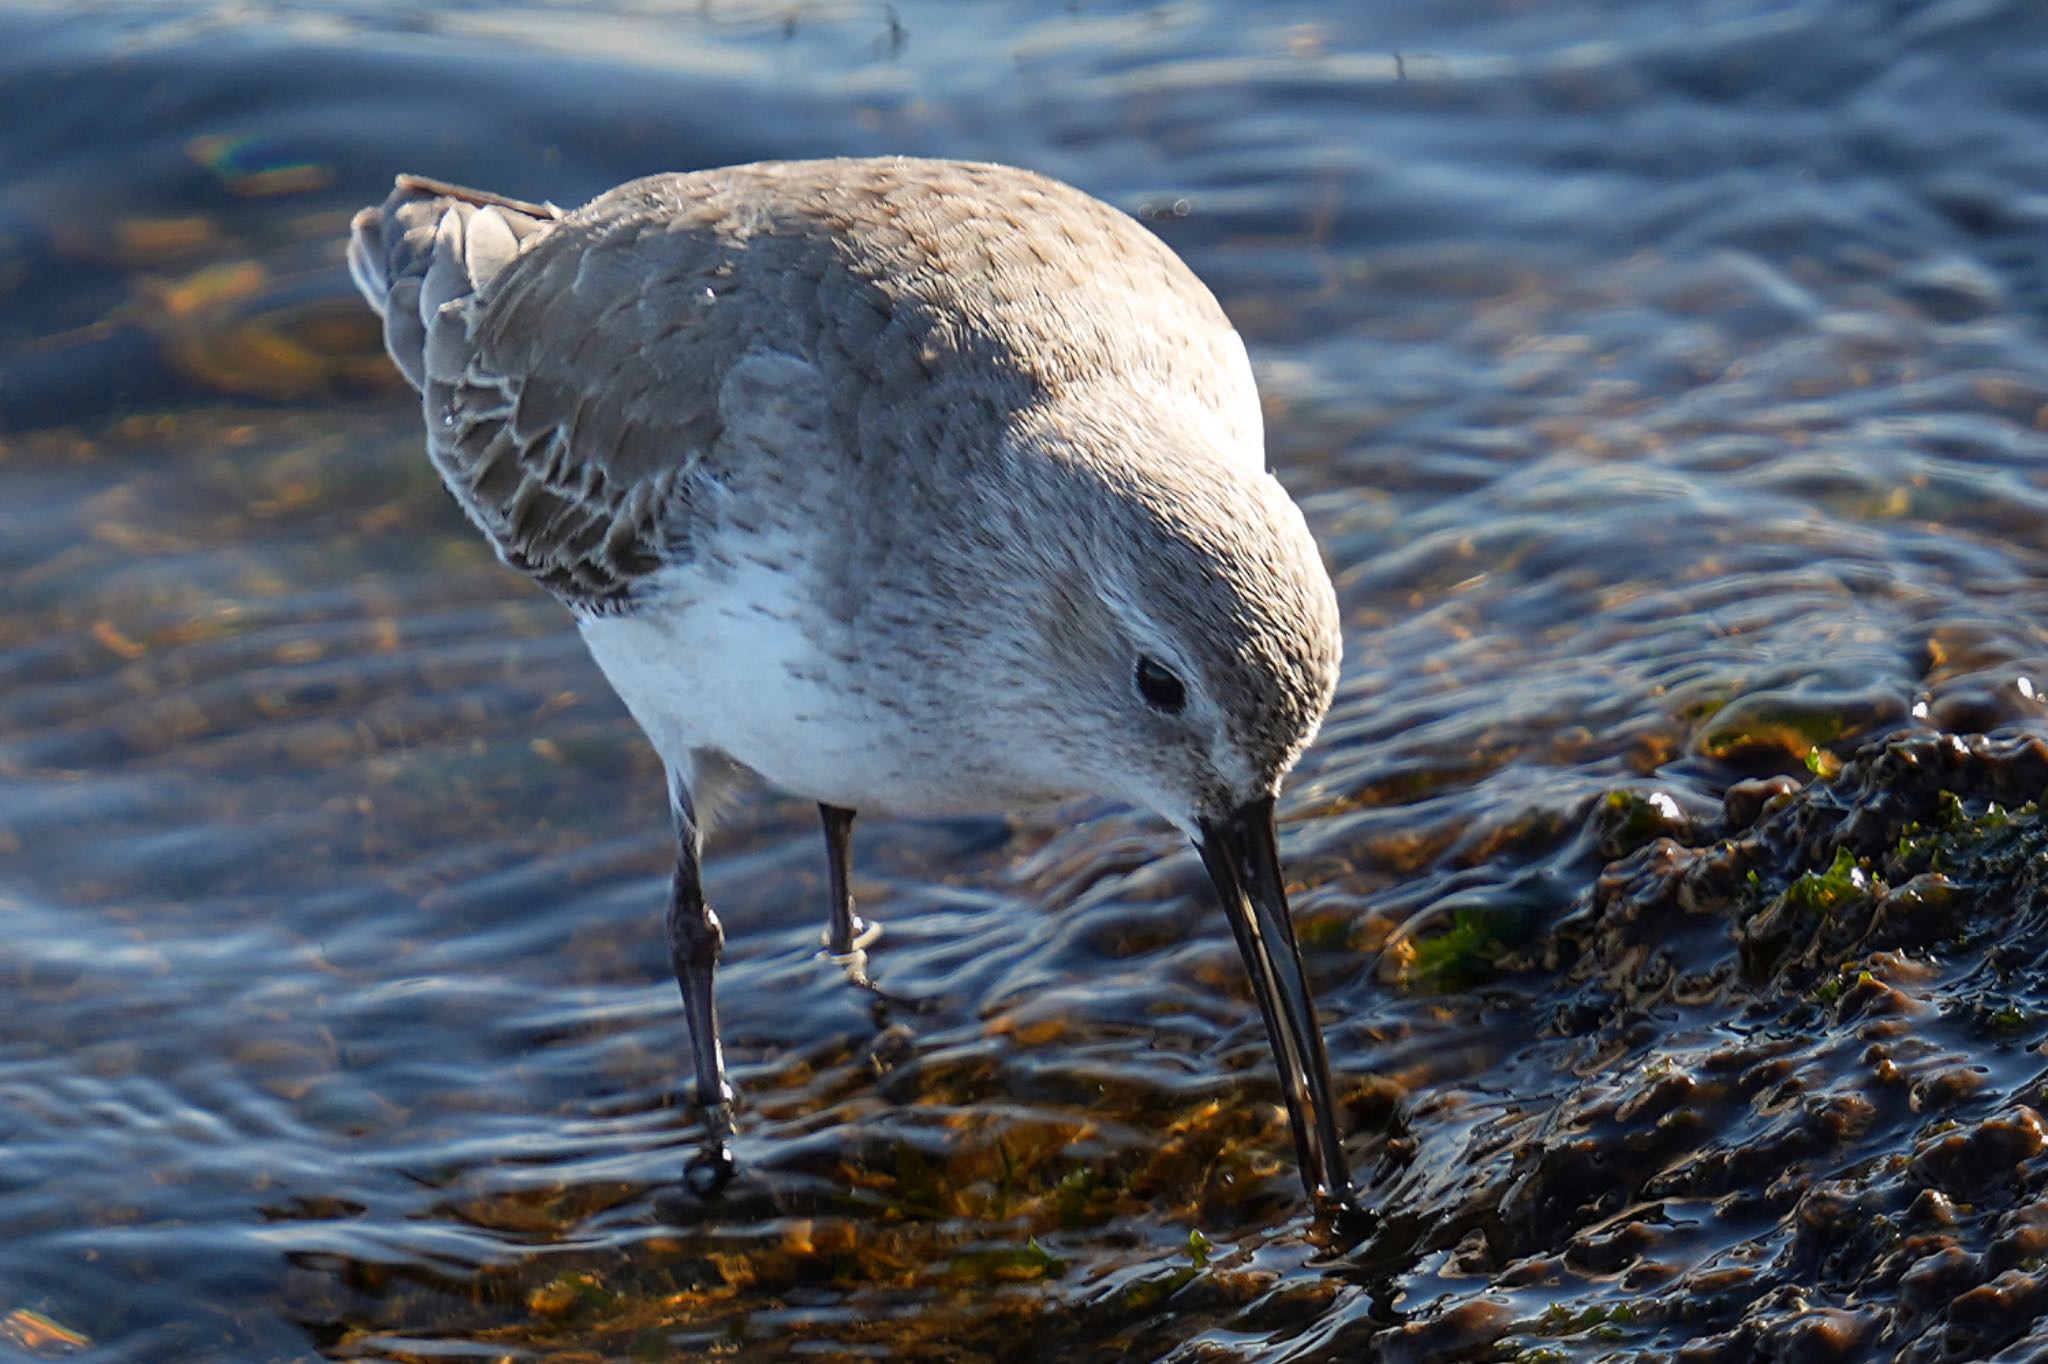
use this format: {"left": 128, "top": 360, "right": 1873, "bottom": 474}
{"left": 4, "top": 1, "right": 2048, "bottom": 1359}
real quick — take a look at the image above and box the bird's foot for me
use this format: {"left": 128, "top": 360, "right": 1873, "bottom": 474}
{"left": 683, "top": 1140, "right": 735, "bottom": 1197}
{"left": 816, "top": 922, "right": 939, "bottom": 1015}
{"left": 682, "top": 1100, "right": 738, "bottom": 1197}
{"left": 822, "top": 915, "right": 884, "bottom": 955}
{"left": 866, "top": 984, "right": 941, "bottom": 1021}
{"left": 819, "top": 940, "right": 877, "bottom": 990}
{"left": 1313, "top": 1187, "right": 1379, "bottom": 1247}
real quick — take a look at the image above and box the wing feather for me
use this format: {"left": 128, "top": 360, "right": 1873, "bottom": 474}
{"left": 346, "top": 159, "right": 1259, "bottom": 614}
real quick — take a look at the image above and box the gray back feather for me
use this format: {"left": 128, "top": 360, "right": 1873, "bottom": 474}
{"left": 351, "top": 176, "right": 682, "bottom": 607}
{"left": 348, "top": 159, "right": 1261, "bottom": 615}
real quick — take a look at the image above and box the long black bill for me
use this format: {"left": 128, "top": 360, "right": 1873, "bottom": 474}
{"left": 1197, "top": 796, "right": 1355, "bottom": 1215}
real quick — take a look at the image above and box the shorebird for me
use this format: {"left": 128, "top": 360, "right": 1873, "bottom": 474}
{"left": 347, "top": 157, "right": 1356, "bottom": 1217}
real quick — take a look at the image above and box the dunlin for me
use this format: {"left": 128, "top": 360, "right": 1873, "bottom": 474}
{"left": 347, "top": 157, "right": 1356, "bottom": 1216}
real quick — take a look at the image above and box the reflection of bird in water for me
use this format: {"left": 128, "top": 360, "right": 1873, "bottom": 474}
{"left": 348, "top": 157, "right": 1358, "bottom": 1218}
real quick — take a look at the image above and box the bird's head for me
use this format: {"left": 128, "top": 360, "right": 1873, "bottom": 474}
{"left": 999, "top": 407, "right": 1341, "bottom": 835}
{"left": 988, "top": 404, "right": 1355, "bottom": 1211}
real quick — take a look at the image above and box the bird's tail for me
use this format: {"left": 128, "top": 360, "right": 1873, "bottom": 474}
{"left": 346, "top": 175, "right": 562, "bottom": 391}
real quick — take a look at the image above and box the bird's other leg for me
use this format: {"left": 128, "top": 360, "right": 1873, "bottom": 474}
{"left": 817, "top": 803, "right": 935, "bottom": 1016}
{"left": 667, "top": 768, "right": 735, "bottom": 1194}
{"left": 821, "top": 804, "right": 876, "bottom": 960}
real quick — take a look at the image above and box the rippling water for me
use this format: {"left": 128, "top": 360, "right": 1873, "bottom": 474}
{"left": 5, "top": 1, "right": 2048, "bottom": 1360}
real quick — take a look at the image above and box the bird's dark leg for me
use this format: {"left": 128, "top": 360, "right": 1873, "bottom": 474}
{"left": 817, "top": 804, "right": 934, "bottom": 1015}
{"left": 820, "top": 803, "right": 871, "bottom": 958}
{"left": 668, "top": 776, "right": 735, "bottom": 1194}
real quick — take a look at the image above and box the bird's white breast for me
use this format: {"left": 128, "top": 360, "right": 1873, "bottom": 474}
{"left": 577, "top": 555, "right": 1035, "bottom": 819}
{"left": 576, "top": 553, "right": 848, "bottom": 796}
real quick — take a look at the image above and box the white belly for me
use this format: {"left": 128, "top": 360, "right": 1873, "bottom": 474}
{"left": 575, "top": 561, "right": 1015, "bottom": 817}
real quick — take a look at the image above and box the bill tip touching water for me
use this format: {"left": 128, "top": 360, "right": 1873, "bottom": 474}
{"left": 347, "top": 156, "right": 1366, "bottom": 1220}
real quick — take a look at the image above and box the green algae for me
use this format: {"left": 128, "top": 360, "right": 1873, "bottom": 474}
{"left": 1889, "top": 788, "right": 2045, "bottom": 880}
{"left": 943, "top": 1236, "right": 1067, "bottom": 1284}
{"left": 1403, "top": 907, "right": 1513, "bottom": 990}
{"left": 1782, "top": 847, "right": 1880, "bottom": 915}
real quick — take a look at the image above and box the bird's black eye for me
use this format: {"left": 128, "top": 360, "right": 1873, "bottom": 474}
{"left": 1135, "top": 656, "right": 1187, "bottom": 713}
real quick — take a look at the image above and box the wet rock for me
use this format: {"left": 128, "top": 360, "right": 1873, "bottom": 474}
{"left": 1943, "top": 1269, "right": 2048, "bottom": 1361}
{"left": 1375, "top": 733, "right": 2048, "bottom": 1362}
{"left": 1379, "top": 1297, "right": 1517, "bottom": 1364}
{"left": 1678, "top": 1289, "right": 1878, "bottom": 1363}
{"left": 1986, "top": 1202, "right": 2048, "bottom": 1273}
{"left": 1899, "top": 1245, "right": 1986, "bottom": 1315}
{"left": 1987, "top": 1332, "right": 2048, "bottom": 1363}
{"left": 1910, "top": 1109, "right": 2048, "bottom": 1200}
{"left": 1691, "top": 688, "right": 1910, "bottom": 772}
{"left": 1904, "top": 1188, "right": 1959, "bottom": 1228}
{"left": 1590, "top": 786, "right": 1696, "bottom": 860}
{"left": 1565, "top": 1216, "right": 1664, "bottom": 1276}
{"left": 1773, "top": 1305, "right": 1880, "bottom": 1363}
{"left": 1493, "top": 1252, "right": 1565, "bottom": 1288}
{"left": 1865, "top": 872, "right": 1965, "bottom": 950}
{"left": 1722, "top": 774, "right": 1803, "bottom": 834}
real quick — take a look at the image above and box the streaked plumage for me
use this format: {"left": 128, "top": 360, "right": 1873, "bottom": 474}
{"left": 348, "top": 157, "right": 1359, "bottom": 1218}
